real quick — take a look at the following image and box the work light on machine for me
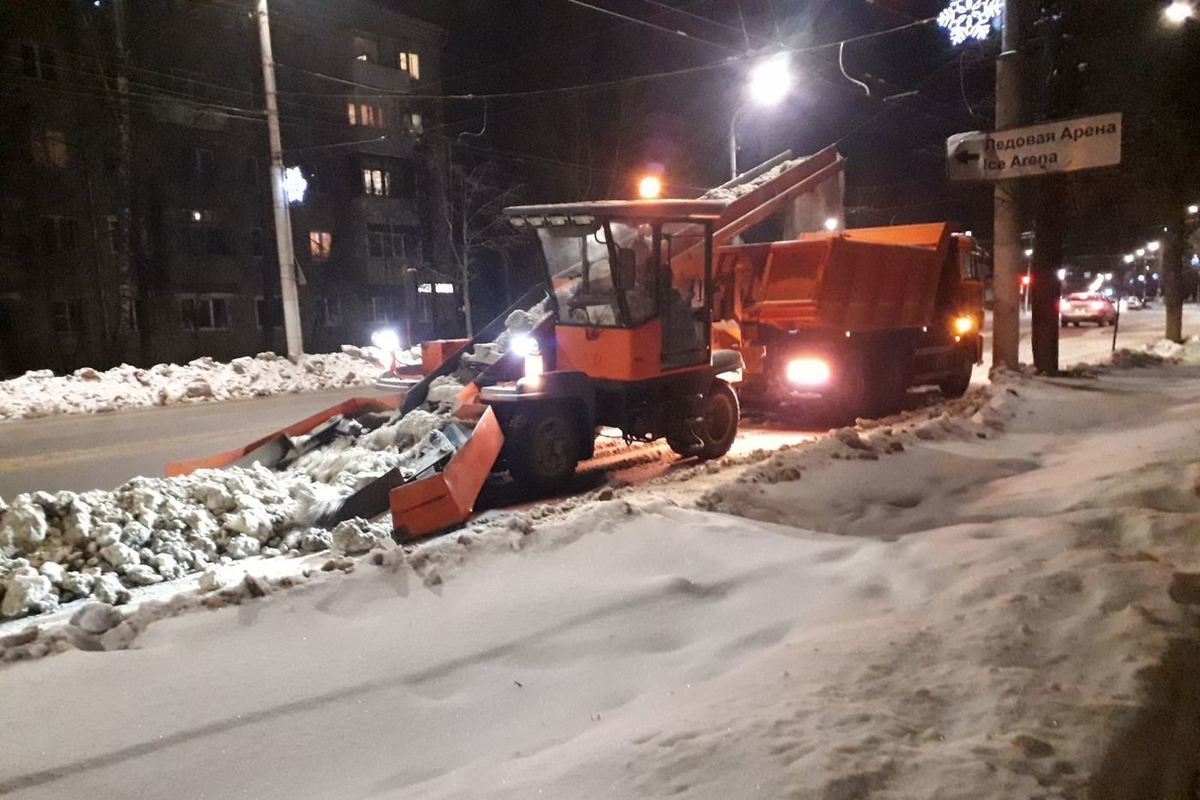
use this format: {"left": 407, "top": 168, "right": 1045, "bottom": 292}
{"left": 785, "top": 357, "right": 831, "bottom": 387}
{"left": 638, "top": 175, "right": 663, "bottom": 200}
{"left": 953, "top": 315, "right": 975, "bottom": 335}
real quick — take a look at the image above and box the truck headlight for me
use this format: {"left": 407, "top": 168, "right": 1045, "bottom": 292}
{"left": 785, "top": 357, "right": 831, "bottom": 387}
{"left": 524, "top": 354, "right": 544, "bottom": 381}
{"left": 510, "top": 333, "right": 539, "bottom": 357}
{"left": 953, "top": 315, "right": 975, "bottom": 335}
{"left": 371, "top": 328, "right": 401, "bottom": 352}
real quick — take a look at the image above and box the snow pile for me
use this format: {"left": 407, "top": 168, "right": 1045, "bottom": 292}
{"left": 1110, "top": 336, "right": 1200, "bottom": 368}
{"left": 702, "top": 156, "right": 808, "bottom": 201}
{"left": 0, "top": 345, "right": 417, "bottom": 421}
{"left": 0, "top": 462, "right": 398, "bottom": 619}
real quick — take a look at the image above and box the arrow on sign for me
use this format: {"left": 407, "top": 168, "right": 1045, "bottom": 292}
{"left": 954, "top": 150, "right": 981, "bottom": 165}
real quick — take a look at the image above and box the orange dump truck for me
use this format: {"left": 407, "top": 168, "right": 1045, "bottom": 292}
{"left": 713, "top": 221, "right": 985, "bottom": 418}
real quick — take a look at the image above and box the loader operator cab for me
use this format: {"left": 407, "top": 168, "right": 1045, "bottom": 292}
{"left": 497, "top": 200, "right": 743, "bottom": 490}
{"left": 507, "top": 200, "right": 728, "bottom": 375}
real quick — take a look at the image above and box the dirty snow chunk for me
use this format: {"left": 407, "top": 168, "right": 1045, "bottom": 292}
{"left": 424, "top": 375, "right": 465, "bottom": 410}
{"left": 100, "top": 542, "right": 140, "bottom": 569}
{"left": 150, "top": 553, "right": 185, "bottom": 580}
{"left": 224, "top": 498, "right": 275, "bottom": 542}
{"left": 198, "top": 568, "right": 225, "bottom": 592}
{"left": 61, "top": 571, "right": 95, "bottom": 599}
{"left": 0, "top": 499, "right": 49, "bottom": 554}
{"left": 70, "top": 603, "right": 123, "bottom": 635}
{"left": 124, "top": 565, "right": 164, "bottom": 586}
{"left": 1, "top": 570, "right": 57, "bottom": 618}
{"left": 225, "top": 535, "right": 261, "bottom": 560}
{"left": 363, "top": 408, "right": 444, "bottom": 451}
{"left": 93, "top": 574, "right": 131, "bottom": 606}
{"left": 300, "top": 530, "right": 333, "bottom": 553}
{"left": 38, "top": 561, "right": 65, "bottom": 586}
{"left": 331, "top": 518, "right": 390, "bottom": 555}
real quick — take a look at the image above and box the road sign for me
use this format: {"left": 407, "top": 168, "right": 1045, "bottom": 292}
{"left": 947, "top": 112, "right": 1122, "bottom": 181}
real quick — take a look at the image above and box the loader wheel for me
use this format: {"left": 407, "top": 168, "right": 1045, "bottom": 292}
{"left": 938, "top": 346, "right": 975, "bottom": 399}
{"left": 670, "top": 382, "right": 739, "bottom": 460}
{"left": 509, "top": 409, "right": 580, "bottom": 490}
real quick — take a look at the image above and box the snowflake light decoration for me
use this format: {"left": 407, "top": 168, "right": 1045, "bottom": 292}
{"left": 937, "top": 0, "right": 1004, "bottom": 46}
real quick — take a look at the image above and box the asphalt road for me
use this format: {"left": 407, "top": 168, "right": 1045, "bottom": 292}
{"left": 0, "top": 387, "right": 387, "bottom": 498}
{"left": 1, "top": 303, "right": 1195, "bottom": 500}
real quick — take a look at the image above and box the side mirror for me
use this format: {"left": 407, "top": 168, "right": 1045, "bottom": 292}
{"left": 613, "top": 248, "right": 636, "bottom": 292}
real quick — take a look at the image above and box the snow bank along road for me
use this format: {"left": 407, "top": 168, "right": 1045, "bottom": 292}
{"left": 6, "top": 352, "right": 1200, "bottom": 797}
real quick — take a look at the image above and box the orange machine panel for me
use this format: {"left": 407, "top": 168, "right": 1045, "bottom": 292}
{"left": 555, "top": 321, "right": 664, "bottom": 381}
{"left": 422, "top": 339, "right": 470, "bottom": 374}
{"left": 388, "top": 404, "right": 505, "bottom": 539}
{"left": 720, "top": 236, "right": 944, "bottom": 334}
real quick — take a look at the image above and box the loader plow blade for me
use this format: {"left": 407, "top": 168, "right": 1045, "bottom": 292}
{"left": 165, "top": 395, "right": 405, "bottom": 476}
{"left": 387, "top": 405, "right": 505, "bottom": 539}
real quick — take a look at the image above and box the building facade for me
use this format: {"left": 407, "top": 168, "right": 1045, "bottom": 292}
{"left": 0, "top": 0, "right": 460, "bottom": 377}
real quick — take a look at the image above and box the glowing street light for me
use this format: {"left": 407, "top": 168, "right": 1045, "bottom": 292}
{"left": 1147, "top": 240, "right": 1161, "bottom": 253}
{"left": 1188, "top": 204, "right": 1199, "bottom": 216}
{"left": 747, "top": 54, "right": 793, "bottom": 107}
{"left": 731, "top": 54, "right": 793, "bottom": 180}
{"left": 637, "top": 175, "right": 663, "bottom": 200}
{"left": 1165, "top": 0, "right": 1194, "bottom": 25}
{"left": 284, "top": 166, "right": 308, "bottom": 204}
{"left": 1123, "top": 254, "right": 1135, "bottom": 264}
{"left": 1023, "top": 248, "right": 1034, "bottom": 258}
{"left": 1137, "top": 248, "right": 1147, "bottom": 257}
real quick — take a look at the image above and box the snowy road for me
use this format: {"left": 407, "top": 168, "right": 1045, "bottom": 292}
{"left": 0, "top": 387, "right": 387, "bottom": 497}
{"left": 1, "top": 303, "right": 1195, "bottom": 501}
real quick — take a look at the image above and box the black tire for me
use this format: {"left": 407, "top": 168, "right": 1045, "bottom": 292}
{"left": 668, "top": 381, "right": 739, "bottom": 459}
{"left": 938, "top": 346, "right": 975, "bottom": 399}
{"left": 509, "top": 408, "right": 580, "bottom": 490}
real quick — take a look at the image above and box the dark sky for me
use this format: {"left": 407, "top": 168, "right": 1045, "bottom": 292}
{"left": 383, "top": 1, "right": 1198, "bottom": 251}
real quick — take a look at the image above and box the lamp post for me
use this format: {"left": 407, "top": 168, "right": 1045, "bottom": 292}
{"left": 730, "top": 54, "right": 792, "bottom": 180}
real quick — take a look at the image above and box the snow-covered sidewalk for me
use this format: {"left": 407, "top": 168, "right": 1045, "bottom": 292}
{"left": 4, "top": 356, "right": 1200, "bottom": 797}
{"left": 0, "top": 346, "right": 395, "bottom": 422}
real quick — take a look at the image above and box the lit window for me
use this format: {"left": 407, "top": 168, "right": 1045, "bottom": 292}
{"left": 309, "top": 230, "right": 332, "bottom": 260}
{"left": 398, "top": 51, "right": 420, "bottom": 80}
{"left": 362, "top": 168, "right": 389, "bottom": 196}
{"left": 417, "top": 283, "right": 433, "bottom": 294}
{"left": 348, "top": 103, "right": 385, "bottom": 128}
{"left": 434, "top": 283, "right": 454, "bottom": 294}
{"left": 408, "top": 113, "right": 423, "bottom": 134}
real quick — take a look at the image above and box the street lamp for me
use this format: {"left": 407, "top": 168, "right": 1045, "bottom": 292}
{"left": 1165, "top": 0, "right": 1194, "bottom": 25}
{"left": 1188, "top": 203, "right": 1199, "bottom": 216}
{"left": 1147, "top": 240, "right": 1161, "bottom": 253}
{"left": 1123, "top": 254, "right": 1135, "bottom": 264}
{"left": 1137, "top": 248, "right": 1147, "bottom": 257}
{"left": 730, "top": 54, "right": 792, "bottom": 180}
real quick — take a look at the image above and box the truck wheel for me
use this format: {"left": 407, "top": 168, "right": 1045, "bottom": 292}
{"left": 938, "top": 347, "right": 974, "bottom": 399}
{"left": 668, "top": 381, "right": 739, "bottom": 459}
{"left": 509, "top": 409, "right": 580, "bottom": 490}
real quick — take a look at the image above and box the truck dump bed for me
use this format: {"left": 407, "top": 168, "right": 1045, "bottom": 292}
{"left": 718, "top": 223, "right": 951, "bottom": 333}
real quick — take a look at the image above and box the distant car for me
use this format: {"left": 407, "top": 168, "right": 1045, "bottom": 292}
{"left": 1120, "top": 295, "right": 1148, "bottom": 311}
{"left": 1060, "top": 292, "right": 1117, "bottom": 327}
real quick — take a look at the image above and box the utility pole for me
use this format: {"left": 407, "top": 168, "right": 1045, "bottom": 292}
{"left": 991, "top": 0, "right": 1023, "bottom": 369}
{"left": 255, "top": 0, "right": 303, "bottom": 356}
{"left": 111, "top": 0, "right": 136, "bottom": 353}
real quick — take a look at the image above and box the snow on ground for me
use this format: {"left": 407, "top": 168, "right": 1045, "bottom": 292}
{"left": 0, "top": 345, "right": 415, "bottom": 422}
{"left": 5, "top": 357, "right": 1200, "bottom": 797}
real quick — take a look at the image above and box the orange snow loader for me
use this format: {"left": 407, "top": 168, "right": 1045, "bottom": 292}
{"left": 713, "top": 222, "right": 986, "bottom": 418}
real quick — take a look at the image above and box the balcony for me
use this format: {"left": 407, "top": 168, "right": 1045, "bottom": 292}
{"left": 350, "top": 59, "right": 411, "bottom": 94}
